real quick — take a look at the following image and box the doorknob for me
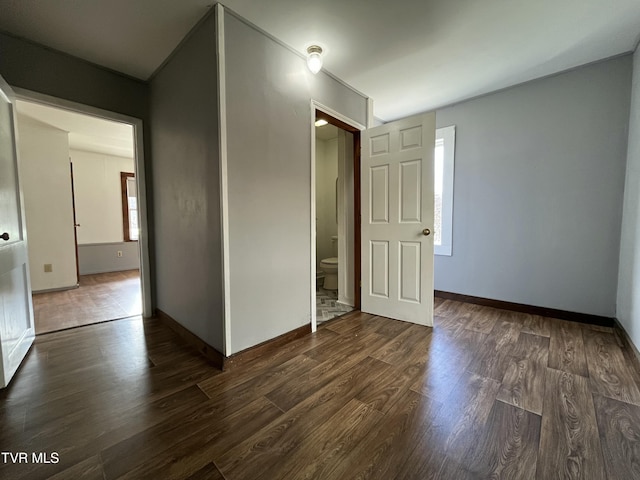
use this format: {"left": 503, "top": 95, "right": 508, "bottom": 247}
{"left": 1, "top": 232, "right": 9, "bottom": 241}
{"left": 74, "top": 224, "right": 81, "bottom": 227}
{"left": 422, "top": 228, "right": 431, "bottom": 236}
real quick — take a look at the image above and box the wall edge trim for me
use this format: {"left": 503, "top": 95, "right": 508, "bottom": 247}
{"left": 222, "top": 5, "right": 370, "bottom": 101}
{"left": 148, "top": 6, "right": 217, "bottom": 81}
{"left": 216, "top": 3, "right": 232, "bottom": 357}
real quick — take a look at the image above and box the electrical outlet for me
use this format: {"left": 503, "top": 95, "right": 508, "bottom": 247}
{"left": 117, "top": 251, "right": 123, "bottom": 257}
{"left": 44, "top": 264, "right": 53, "bottom": 273}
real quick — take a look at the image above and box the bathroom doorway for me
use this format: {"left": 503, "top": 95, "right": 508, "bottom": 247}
{"left": 313, "top": 109, "right": 361, "bottom": 325}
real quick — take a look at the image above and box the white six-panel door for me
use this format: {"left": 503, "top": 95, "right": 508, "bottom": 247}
{"left": 0, "top": 75, "right": 35, "bottom": 388}
{"left": 361, "top": 113, "right": 435, "bottom": 326}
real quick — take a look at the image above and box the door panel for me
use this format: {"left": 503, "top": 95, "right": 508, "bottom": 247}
{"left": 361, "top": 113, "right": 435, "bottom": 326}
{"left": 370, "top": 165, "right": 389, "bottom": 223}
{"left": 399, "top": 241, "right": 421, "bottom": 303}
{"left": 400, "top": 160, "right": 422, "bottom": 222}
{"left": 370, "top": 240, "right": 389, "bottom": 298}
{"left": 0, "top": 75, "right": 35, "bottom": 388}
{"left": 0, "top": 91, "right": 21, "bottom": 243}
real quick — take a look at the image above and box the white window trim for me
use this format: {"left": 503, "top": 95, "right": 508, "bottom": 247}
{"left": 435, "top": 125, "right": 455, "bottom": 256}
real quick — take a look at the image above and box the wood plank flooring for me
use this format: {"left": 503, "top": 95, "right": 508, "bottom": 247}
{"left": 32, "top": 269, "right": 142, "bottom": 334}
{"left": 2, "top": 298, "right": 640, "bottom": 479}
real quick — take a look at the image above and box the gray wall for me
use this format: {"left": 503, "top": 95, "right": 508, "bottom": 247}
{"left": 0, "top": 32, "right": 147, "bottom": 120}
{"left": 150, "top": 12, "right": 223, "bottom": 351}
{"left": 78, "top": 242, "right": 140, "bottom": 275}
{"left": 434, "top": 55, "right": 632, "bottom": 317}
{"left": 618, "top": 47, "right": 640, "bottom": 350}
{"left": 224, "top": 12, "right": 367, "bottom": 354}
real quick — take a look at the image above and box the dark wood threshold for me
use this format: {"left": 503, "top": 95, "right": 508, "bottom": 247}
{"left": 434, "top": 290, "right": 615, "bottom": 328}
{"left": 223, "top": 324, "right": 312, "bottom": 371}
{"left": 155, "top": 309, "right": 224, "bottom": 370}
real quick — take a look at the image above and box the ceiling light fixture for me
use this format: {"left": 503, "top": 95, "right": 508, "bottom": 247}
{"left": 315, "top": 119, "right": 328, "bottom": 127}
{"left": 306, "top": 45, "right": 323, "bottom": 74}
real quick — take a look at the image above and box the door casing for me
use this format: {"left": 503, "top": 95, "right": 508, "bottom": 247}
{"left": 14, "top": 87, "right": 153, "bottom": 319}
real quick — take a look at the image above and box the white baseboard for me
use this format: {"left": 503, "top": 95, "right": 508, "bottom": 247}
{"left": 32, "top": 283, "right": 79, "bottom": 294}
{"left": 81, "top": 267, "right": 140, "bottom": 275}
{"left": 337, "top": 299, "right": 355, "bottom": 308}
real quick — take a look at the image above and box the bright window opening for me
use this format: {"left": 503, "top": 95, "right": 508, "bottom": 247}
{"left": 121, "top": 172, "right": 139, "bottom": 241}
{"left": 434, "top": 125, "right": 455, "bottom": 256}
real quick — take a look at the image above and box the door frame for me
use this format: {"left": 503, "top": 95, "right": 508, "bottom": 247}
{"left": 310, "top": 100, "right": 365, "bottom": 332}
{"left": 69, "top": 161, "right": 81, "bottom": 285}
{"left": 13, "top": 87, "right": 153, "bottom": 318}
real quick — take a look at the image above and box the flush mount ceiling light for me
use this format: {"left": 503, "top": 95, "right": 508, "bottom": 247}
{"left": 315, "top": 119, "right": 328, "bottom": 127}
{"left": 306, "top": 45, "right": 323, "bottom": 74}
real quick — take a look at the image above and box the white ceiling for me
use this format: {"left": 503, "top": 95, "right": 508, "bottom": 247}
{"left": 1, "top": 1, "right": 640, "bottom": 121}
{"left": 16, "top": 100, "right": 135, "bottom": 159}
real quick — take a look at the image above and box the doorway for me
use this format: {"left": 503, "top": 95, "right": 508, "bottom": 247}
{"left": 312, "top": 107, "right": 362, "bottom": 329}
{"left": 13, "top": 90, "right": 151, "bottom": 334}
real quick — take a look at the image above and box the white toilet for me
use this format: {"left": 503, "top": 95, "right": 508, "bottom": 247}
{"left": 320, "top": 257, "right": 338, "bottom": 290}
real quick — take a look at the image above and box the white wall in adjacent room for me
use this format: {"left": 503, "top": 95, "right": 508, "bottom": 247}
{"left": 17, "top": 115, "right": 77, "bottom": 292}
{"left": 70, "top": 149, "right": 135, "bottom": 244}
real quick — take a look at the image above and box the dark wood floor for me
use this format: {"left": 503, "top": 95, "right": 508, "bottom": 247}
{"left": 32, "top": 270, "right": 142, "bottom": 334}
{"left": 2, "top": 298, "right": 640, "bottom": 479}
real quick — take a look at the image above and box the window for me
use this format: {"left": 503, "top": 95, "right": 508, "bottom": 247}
{"left": 434, "top": 125, "right": 455, "bottom": 256}
{"left": 121, "top": 172, "right": 139, "bottom": 241}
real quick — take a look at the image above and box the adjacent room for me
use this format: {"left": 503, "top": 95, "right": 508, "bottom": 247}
{"left": 315, "top": 117, "right": 357, "bottom": 323}
{"left": 15, "top": 100, "right": 142, "bottom": 333}
{"left": 1, "top": 1, "right": 640, "bottom": 479}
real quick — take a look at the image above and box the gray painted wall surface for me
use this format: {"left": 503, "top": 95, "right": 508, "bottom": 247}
{"left": 78, "top": 243, "right": 140, "bottom": 275}
{"left": 617, "top": 47, "right": 640, "bottom": 351}
{"left": 434, "top": 55, "right": 632, "bottom": 317}
{"left": 0, "top": 32, "right": 148, "bottom": 120}
{"left": 224, "top": 12, "right": 367, "bottom": 354}
{"left": 150, "top": 12, "right": 223, "bottom": 351}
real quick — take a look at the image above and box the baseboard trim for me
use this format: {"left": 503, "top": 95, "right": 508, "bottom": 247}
{"left": 224, "top": 324, "right": 312, "bottom": 371}
{"left": 155, "top": 309, "right": 224, "bottom": 370}
{"left": 80, "top": 267, "right": 141, "bottom": 275}
{"left": 614, "top": 319, "right": 640, "bottom": 376}
{"left": 336, "top": 300, "right": 355, "bottom": 308}
{"left": 32, "top": 283, "right": 79, "bottom": 294}
{"left": 434, "top": 290, "right": 615, "bottom": 327}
